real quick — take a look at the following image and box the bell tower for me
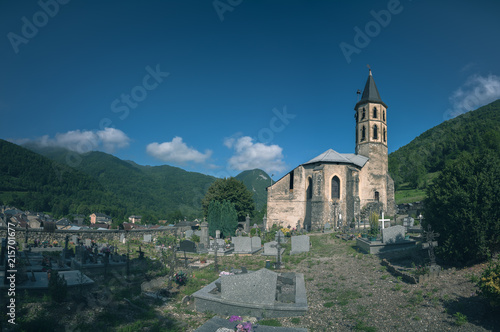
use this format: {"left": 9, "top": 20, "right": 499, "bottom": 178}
{"left": 354, "top": 69, "right": 391, "bottom": 212}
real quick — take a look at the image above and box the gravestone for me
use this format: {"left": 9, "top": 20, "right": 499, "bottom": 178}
{"left": 324, "top": 222, "right": 331, "bottom": 232}
{"left": 403, "top": 217, "right": 414, "bottom": 228}
{"left": 232, "top": 237, "right": 252, "bottom": 253}
{"left": 143, "top": 234, "right": 152, "bottom": 243}
{"left": 290, "top": 235, "right": 309, "bottom": 255}
{"left": 120, "top": 233, "right": 126, "bottom": 244}
{"left": 179, "top": 240, "right": 197, "bottom": 253}
{"left": 221, "top": 268, "right": 277, "bottom": 305}
{"left": 71, "top": 235, "right": 78, "bottom": 244}
{"left": 245, "top": 214, "right": 251, "bottom": 232}
{"left": 215, "top": 230, "right": 221, "bottom": 239}
{"left": 251, "top": 237, "right": 261, "bottom": 249}
{"left": 200, "top": 221, "right": 209, "bottom": 249}
{"left": 194, "top": 230, "right": 202, "bottom": 237}
{"left": 185, "top": 230, "right": 194, "bottom": 239}
{"left": 197, "top": 243, "right": 207, "bottom": 254}
{"left": 381, "top": 225, "right": 406, "bottom": 244}
{"left": 85, "top": 239, "right": 91, "bottom": 247}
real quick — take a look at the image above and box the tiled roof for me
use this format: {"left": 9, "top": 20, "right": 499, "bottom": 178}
{"left": 303, "top": 149, "right": 368, "bottom": 168}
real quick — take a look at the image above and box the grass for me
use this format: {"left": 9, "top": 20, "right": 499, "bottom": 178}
{"left": 291, "top": 317, "right": 301, "bottom": 324}
{"left": 354, "top": 320, "right": 377, "bottom": 332}
{"left": 395, "top": 188, "right": 427, "bottom": 204}
{"left": 454, "top": 312, "right": 468, "bottom": 326}
{"left": 259, "top": 319, "right": 282, "bottom": 327}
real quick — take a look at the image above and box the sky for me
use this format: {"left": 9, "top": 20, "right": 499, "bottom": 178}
{"left": 1, "top": 0, "right": 500, "bottom": 180}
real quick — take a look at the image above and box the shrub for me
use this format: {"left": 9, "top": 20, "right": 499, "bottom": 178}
{"left": 48, "top": 270, "right": 67, "bottom": 302}
{"left": 369, "top": 212, "right": 379, "bottom": 236}
{"left": 478, "top": 259, "right": 500, "bottom": 307}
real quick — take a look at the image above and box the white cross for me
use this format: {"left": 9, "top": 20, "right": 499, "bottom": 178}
{"left": 379, "top": 212, "right": 390, "bottom": 230}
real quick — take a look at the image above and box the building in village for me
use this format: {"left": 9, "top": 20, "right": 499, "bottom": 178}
{"left": 266, "top": 69, "right": 395, "bottom": 231}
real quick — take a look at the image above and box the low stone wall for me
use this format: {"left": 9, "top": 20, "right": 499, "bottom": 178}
{"left": 0, "top": 226, "right": 179, "bottom": 245}
{"left": 381, "top": 259, "right": 418, "bottom": 284}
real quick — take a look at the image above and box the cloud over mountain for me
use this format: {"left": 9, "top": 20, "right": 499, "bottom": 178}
{"left": 146, "top": 137, "right": 212, "bottom": 164}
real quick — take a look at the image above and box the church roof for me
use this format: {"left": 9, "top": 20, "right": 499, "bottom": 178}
{"left": 355, "top": 69, "right": 387, "bottom": 109}
{"left": 303, "top": 149, "right": 368, "bottom": 168}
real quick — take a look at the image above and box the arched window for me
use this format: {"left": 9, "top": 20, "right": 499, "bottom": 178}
{"left": 383, "top": 128, "right": 386, "bottom": 142}
{"left": 306, "top": 177, "right": 313, "bottom": 199}
{"left": 361, "top": 108, "right": 366, "bottom": 120}
{"left": 373, "top": 107, "right": 377, "bottom": 118}
{"left": 373, "top": 125, "right": 378, "bottom": 139}
{"left": 331, "top": 176, "right": 340, "bottom": 199}
{"left": 361, "top": 126, "right": 366, "bottom": 141}
{"left": 374, "top": 191, "right": 380, "bottom": 202}
{"left": 382, "top": 110, "right": 385, "bottom": 121}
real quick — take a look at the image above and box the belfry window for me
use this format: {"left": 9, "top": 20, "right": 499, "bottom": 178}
{"left": 383, "top": 110, "right": 385, "bottom": 121}
{"left": 373, "top": 125, "right": 378, "bottom": 139}
{"left": 331, "top": 176, "right": 340, "bottom": 199}
{"left": 383, "top": 128, "right": 386, "bottom": 142}
{"left": 361, "top": 108, "right": 366, "bottom": 120}
{"left": 373, "top": 107, "right": 377, "bottom": 118}
{"left": 361, "top": 126, "right": 366, "bottom": 141}
{"left": 306, "top": 177, "right": 313, "bottom": 199}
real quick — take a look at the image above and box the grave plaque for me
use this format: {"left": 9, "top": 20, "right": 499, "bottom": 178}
{"left": 290, "top": 235, "right": 309, "bottom": 255}
{"left": 84, "top": 239, "right": 91, "bottom": 247}
{"left": 179, "top": 240, "right": 197, "bottom": 253}
{"left": 143, "top": 234, "right": 152, "bottom": 243}
{"left": 221, "top": 268, "right": 278, "bottom": 305}
{"left": 381, "top": 225, "right": 406, "bottom": 244}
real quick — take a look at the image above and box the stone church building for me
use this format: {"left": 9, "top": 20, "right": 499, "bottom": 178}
{"left": 267, "top": 70, "right": 395, "bottom": 231}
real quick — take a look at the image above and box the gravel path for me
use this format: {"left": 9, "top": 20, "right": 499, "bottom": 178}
{"left": 179, "top": 234, "right": 499, "bottom": 332}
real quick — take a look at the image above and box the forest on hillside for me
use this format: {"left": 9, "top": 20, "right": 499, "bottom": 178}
{"left": 389, "top": 99, "right": 500, "bottom": 190}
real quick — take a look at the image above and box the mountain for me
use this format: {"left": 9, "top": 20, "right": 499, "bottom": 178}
{"left": 235, "top": 169, "right": 273, "bottom": 210}
{"left": 0, "top": 139, "right": 123, "bottom": 217}
{"left": 389, "top": 99, "right": 500, "bottom": 191}
{"left": 23, "top": 145, "right": 218, "bottom": 220}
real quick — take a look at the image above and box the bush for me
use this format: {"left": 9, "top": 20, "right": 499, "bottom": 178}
{"left": 424, "top": 152, "right": 500, "bottom": 265}
{"left": 478, "top": 259, "right": 500, "bottom": 307}
{"left": 191, "top": 234, "right": 200, "bottom": 243}
{"left": 48, "top": 270, "right": 67, "bottom": 302}
{"left": 174, "top": 271, "right": 188, "bottom": 286}
{"left": 369, "top": 212, "right": 379, "bottom": 237}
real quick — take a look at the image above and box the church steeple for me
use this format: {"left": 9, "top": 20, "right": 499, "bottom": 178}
{"left": 354, "top": 69, "right": 388, "bottom": 156}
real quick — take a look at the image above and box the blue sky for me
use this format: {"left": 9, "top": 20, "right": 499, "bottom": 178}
{"left": 1, "top": 0, "right": 500, "bottom": 180}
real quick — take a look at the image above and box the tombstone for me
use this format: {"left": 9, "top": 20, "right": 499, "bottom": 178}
{"left": 84, "top": 239, "right": 91, "bottom": 247}
{"left": 251, "top": 237, "right": 261, "bottom": 250}
{"left": 210, "top": 239, "right": 226, "bottom": 251}
{"left": 200, "top": 221, "right": 209, "bottom": 249}
{"left": 324, "top": 222, "right": 331, "bottom": 232}
{"left": 381, "top": 225, "right": 406, "bottom": 244}
{"left": 290, "top": 235, "right": 310, "bottom": 255}
{"left": 403, "top": 217, "right": 415, "bottom": 229}
{"left": 215, "top": 230, "right": 221, "bottom": 239}
{"left": 197, "top": 243, "right": 207, "bottom": 254}
{"left": 185, "top": 230, "right": 194, "bottom": 239}
{"left": 179, "top": 240, "right": 197, "bottom": 253}
{"left": 143, "top": 234, "right": 152, "bottom": 243}
{"left": 422, "top": 225, "right": 440, "bottom": 268}
{"left": 221, "top": 268, "right": 278, "bottom": 305}
{"left": 233, "top": 237, "right": 252, "bottom": 253}
{"left": 245, "top": 214, "right": 251, "bottom": 233}
{"left": 194, "top": 230, "right": 202, "bottom": 237}
{"left": 262, "top": 214, "right": 267, "bottom": 230}
{"left": 120, "top": 233, "right": 126, "bottom": 244}
{"left": 71, "top": 235, "right": 78, "bottom": 244}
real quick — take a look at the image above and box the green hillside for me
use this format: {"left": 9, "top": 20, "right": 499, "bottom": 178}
{"left": 0, "top": 139, "right": 125, "bottom": 217}
{"left": 235, "top": 169, "right": 273, "bottom": 210}
{"left": 24, "top": 146, "right": 217, "bottom": 221}
{"left": 389, "top": 99, "right": 500, "bottom": 196}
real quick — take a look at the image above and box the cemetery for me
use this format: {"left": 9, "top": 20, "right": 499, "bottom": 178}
{"left": 1, "top": 221, "right": 499, "bottom": 332}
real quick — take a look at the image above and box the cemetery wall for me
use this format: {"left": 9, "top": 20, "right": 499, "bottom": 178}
{"left": 0, "top": 226, "right": 178, "bottom": 244}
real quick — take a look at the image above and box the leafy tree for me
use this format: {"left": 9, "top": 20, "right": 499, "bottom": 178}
{"left": 207, "top": 200, "right": 238, "bottom": 238}
{"left": 424, "top": 151, "right": 500, "bottom": 265}
{"left": 202, "top": 177, "right": 255, "bottom": 221}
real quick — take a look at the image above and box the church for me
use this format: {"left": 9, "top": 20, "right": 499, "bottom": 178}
{"left": 266, "top": 69, "right": 395, "bottom": 231}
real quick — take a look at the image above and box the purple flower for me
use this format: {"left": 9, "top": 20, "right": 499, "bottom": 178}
{"left": 243, "top": 322, "right": 253, "bottom": 331}
{"left": 229, "top": 315, "right": 242, "bottom": 322}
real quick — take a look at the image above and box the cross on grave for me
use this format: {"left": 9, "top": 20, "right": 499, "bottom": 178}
{"left": 271, "top": 233, "right": 283, "bottom": 269}
{"left": 422, "top": 225, "right": 439, "bottom": 266}
{"left": 137, "top": 245, "right": 144, "bottom": 259}
{"left": 379, "top": 212, "right": 390, "bottom": 230}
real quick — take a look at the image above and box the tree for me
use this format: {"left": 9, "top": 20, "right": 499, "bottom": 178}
{"left": 202, "top": 178, "right": 255, "bottom": 221}
{"left": 207, "top": 200, "right": 238, "bottom": 238}
{"left": 424, "top": 151, "right": 500, "bottom": 265}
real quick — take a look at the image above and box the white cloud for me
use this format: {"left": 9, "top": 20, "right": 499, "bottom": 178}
{"left": 15, "top": 128, "right": 130, "bottom": 153}
{"left": 146, "top": 137, "right": 212, "bottom": 164}
{"left": 445, "top": 74, "right": 500, "bottom": 120}
{"left": 225, "top": 136, "right": 286, "bottom": 173}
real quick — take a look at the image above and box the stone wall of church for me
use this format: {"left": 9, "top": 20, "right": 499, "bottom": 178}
{"left": 358, "top": 142, "right": 389, "bottom": 213}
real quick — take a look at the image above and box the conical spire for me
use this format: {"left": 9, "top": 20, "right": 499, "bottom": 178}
{"left": 355, "top": 69, "right": 387, "bottom": 109}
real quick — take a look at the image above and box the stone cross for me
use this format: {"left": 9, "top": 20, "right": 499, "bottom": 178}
{"left": 379, "top": 212, "right": 390, "bottom": 230}
{"left": 422, "top": 224, "right": 439, "bottom": 266}
{"left": 271, "top": 233, "right": 283, "bottom": 269}
{"left": 213, "top": 233, "right": 220, "bottom": 273}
